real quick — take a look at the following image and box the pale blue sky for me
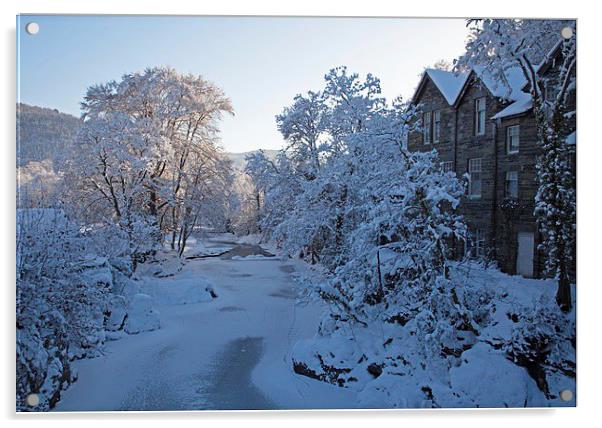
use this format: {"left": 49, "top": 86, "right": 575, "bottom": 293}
{"left": 17, "top": 15, "right": 470, "bottom": 152}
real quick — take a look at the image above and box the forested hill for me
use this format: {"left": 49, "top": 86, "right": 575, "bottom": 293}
{"left": 17, "top": 103, "right": 279, "bottom": 171}
{"left": 225, "top": 149, "right": 279, "bottom": 171}
{"left": 16, "top": 103, "right": 82, "bottom": 168}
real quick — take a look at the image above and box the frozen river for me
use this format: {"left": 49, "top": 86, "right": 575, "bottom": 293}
{"left": 54, "top": 236, "right": 357, "bottom": 412}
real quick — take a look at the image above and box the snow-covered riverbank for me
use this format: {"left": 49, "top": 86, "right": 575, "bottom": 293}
{"left": 51, "top": 233, "right": 575, "bottom": 411}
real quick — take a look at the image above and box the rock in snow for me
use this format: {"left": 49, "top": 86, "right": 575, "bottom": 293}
{"left": 124, "top": 294, "right": 160, "bottom": 334}
{"left": 449, "top": 343, "right": 545, "bottom": 408}
{"left": 105, "top": 294, "right": 127, "bottom": 332}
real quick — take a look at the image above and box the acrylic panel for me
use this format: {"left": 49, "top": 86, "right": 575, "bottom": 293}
{"left": 16, "top": 15, "right": 577, "bottom": 412}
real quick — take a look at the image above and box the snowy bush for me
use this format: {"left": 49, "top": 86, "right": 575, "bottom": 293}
{"left": 448, "top": 343, "right": 544, "bottom": 408}
{"left": 502, "top": 299, "right": 576, "bottom": 400}
{"left": 16, "top": 210, "right": 112, "bottom": 410}
{"left": 15, "top": 209, "right": 151, "bottom": 411}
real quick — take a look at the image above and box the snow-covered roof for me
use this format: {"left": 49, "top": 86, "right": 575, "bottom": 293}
{"left": 414, "top": 65, "right": 539, "bottom": 120}
{"left": 414, "top": 41, "right": 568, "bottom": 120}
{"left": 473, "top": 66, "right": 528, "bottom": 101}
{"left": 535, "top": 39, "right": 564, "bottom": 76}
{"left": 491, "top": 93, "right": 533, "bottom": 120}
{"left": 481, "top": 41, "right": 567, "bottom": 120}
{"left": 473, "top": 66, "right": 534, "bottom": 120}
{"left": 422, "top": 69, "right": 471, "bottom": 105}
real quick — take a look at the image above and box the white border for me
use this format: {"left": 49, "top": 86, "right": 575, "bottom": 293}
{"left": 2, "top": 0, "right": 599, "bottom": 426}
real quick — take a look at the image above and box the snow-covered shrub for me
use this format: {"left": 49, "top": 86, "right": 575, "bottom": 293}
{"left": 16, "top": 209, "right": 114, "bottom": 410}
{"left": 15, "top": 209, "right": 149, "bottom": 411}
{"left": 502, "top": 299, "right": 576, "bottom": 400}
{"left": 105, "top": 294, "right": 128, "bottom": 331}
{"left": 16, "top": 287, "right": 72, "bottom": 412}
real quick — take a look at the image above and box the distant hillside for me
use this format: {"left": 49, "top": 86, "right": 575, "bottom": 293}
{"left": 16, "top": 103, "right": 82, "bottom": 168}
{"left": 17, "top": 103, "right": 280, "bottom": 172}
{"left": 226, "top": 149, "right": 279, "bottom": 171}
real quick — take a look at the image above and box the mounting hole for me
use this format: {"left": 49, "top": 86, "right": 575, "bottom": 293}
{"left": 561, "top": 27, "right": 573, "bottom": 40}
{"left": 26, "top": 393, "right": 40, "bottom": 407}
{"left": 560, "top": 389, "right": 573, "bottom": 402}
{"left": 25, "top": 22, "right": 39, "bottom": 35}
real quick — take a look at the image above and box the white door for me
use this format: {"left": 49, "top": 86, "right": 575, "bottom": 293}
{"left": 516, "top": 232, "right": 535, "bottom": 277}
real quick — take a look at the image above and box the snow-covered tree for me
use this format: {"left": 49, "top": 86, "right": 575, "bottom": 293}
{"left": 256, "top": 67, "right": 393, "bottom": 266}
{"left": 457, "top": 19, "right": 576, "bottom": 311}
{"left": 431, "top": 59, "right": 453, "bottom": 71}
{"left": 251, "top": 65, "right": 468, "bottom": 355}
{"left": 271, "top": 69, "right": 475, "bottom": 400}
{"left": 245, "top": 150, "right": 303, "bottom": 240}
{"left": 67, "top": 67, "right": 234, "bottom": 263}
{"left": 276, "top": 91, "right": 326, "bottom": 179}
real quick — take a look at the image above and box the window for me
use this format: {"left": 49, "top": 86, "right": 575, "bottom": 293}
{"left": 468, "top": 158, "right": 482, "bottom": 198}
{"left": 471, "top": 229, "right": 486, "bottom": 258}
{"left": 505, "top": 171, "right": 519, "bottom": 199}
{"left": 506, "top": 125, "right": 520, "bottom": 154}
{"left": 423, "top": 112, "right": 432, "bottom": 144}
{"left": 475, "top": 97, "right": 486, "bottom": 136}
{"left": 441, "top": 161, "right": 454, "bottom": 173}
{"left": 544, "top": 80, "right": 559, "bottom": 103}
{"left": 433, "top": 110, "right": 441, "bottom": 143}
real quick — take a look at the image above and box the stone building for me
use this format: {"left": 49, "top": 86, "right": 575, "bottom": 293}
{"left": 407, "top": 45, "right": 575, "bottom": 278}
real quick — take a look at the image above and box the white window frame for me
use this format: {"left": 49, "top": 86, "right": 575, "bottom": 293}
{"left": 468, "top": 158, "right": 482, "bottom": 199}
{"left": 423, "top": 111, "right": 432, "bottom": 145}
{"left": 505, "top": 171, "right": 519, "bottom": 199}
{"left": 441, "top": 160, "right": 454, "bottom": 173}
{"left": 475, "top": 97, "right": 486, "bottom": 136}
{"left": 433, "top": 110, "right": 441, "bottom": 143}
{"left": 506, "top": 125, "right": 520, "bottom": 154}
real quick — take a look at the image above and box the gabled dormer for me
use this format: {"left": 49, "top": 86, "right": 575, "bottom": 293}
{"left": 412, "top": 68, "right": 471, "bottom": 107}
{"left": 408, "top": 69, "right": 470, "bottom": 151}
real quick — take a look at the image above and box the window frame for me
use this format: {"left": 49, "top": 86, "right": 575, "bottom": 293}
{"left": 544, "top": 79, "right": 560, "bottom": 104}
{"left": 433, "top": 110, "right": 441, "bottom": 143}
{"left": 475, "top": 97, "right": 486, "bottom": 136}
{"left": 441, "top": 160, "right": 454, "bottom": 173}
{"left": 423, "top": 111, "right": 432, "bottom": 145}
{"left": 472, "top": 229, "right": 486, "bottom": 258}
{"left": 506, "top": 125, "right": 520, "bottom": 154}
{"left": 468, "top": 158, "right": 482, "bottom": 199}
{"left": 505, "top": 170, "right": 519, "bottom": 199}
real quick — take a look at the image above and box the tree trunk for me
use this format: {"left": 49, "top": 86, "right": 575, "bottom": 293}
{"left": 148, "top": 190, "right": 157, "bottom": 216}
{"left": 256, "top": 192, "right": 262, "bottom": 233}
{"left": 556, "top": 264, "right": 572, "bottom": 313}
